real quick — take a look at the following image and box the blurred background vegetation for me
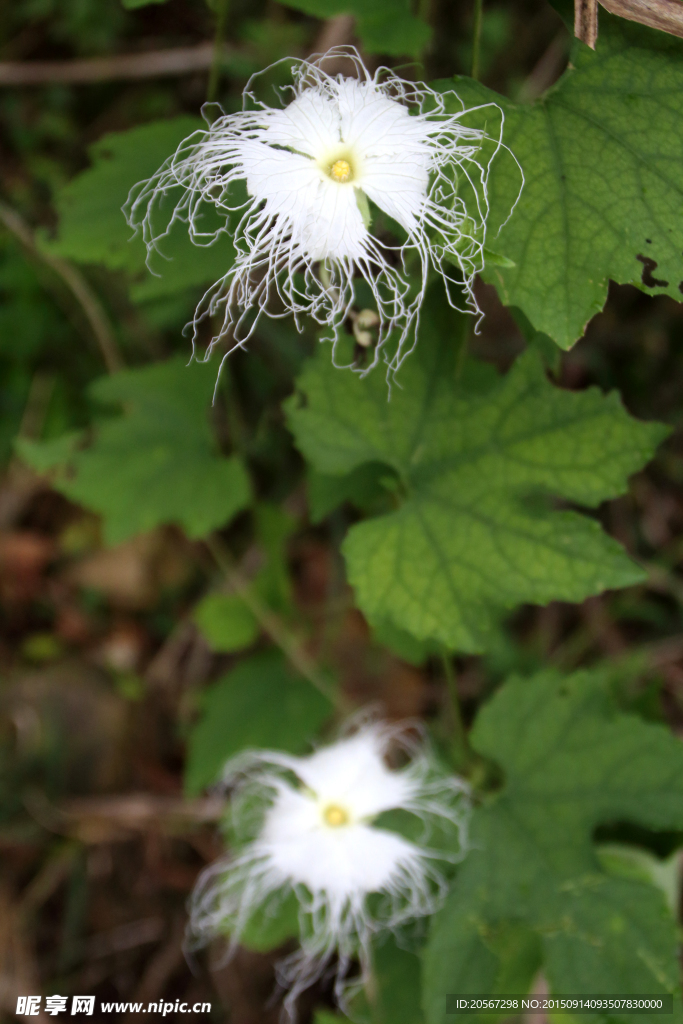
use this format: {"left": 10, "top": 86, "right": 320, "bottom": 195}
{"left": 2, "top": 0, "right": 683, "bottom": 1020}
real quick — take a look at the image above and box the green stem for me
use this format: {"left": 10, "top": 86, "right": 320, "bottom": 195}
{"left": 206, "top": 534, "right": 346, "bottom": 712}
{"left": 0, "top": 200, "right": 122, "bottom": 374}
{"left": 207, "top": 0, "right": 230, "bottom": 104}
{"left": 471, "top": 0, "right": 484, "bottom": 81}
{"left": 441, "top": 653, "right": 469, "bottom": 768}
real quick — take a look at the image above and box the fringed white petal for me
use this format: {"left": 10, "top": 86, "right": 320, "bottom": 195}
{"left": 261, "top": 90, "right": 342, "bottom": 157}
{"left": 124, "top": 48, "right": 522, "bottom": 378}
{"left": 187, "top": 722, "right": 470, "bottom": 1020}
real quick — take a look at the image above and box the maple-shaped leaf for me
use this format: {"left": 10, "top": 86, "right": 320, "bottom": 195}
{"left": 423, "top": 668, "right": 683, "bottom": 1023}
{"left": 286, "top": 298, "right": 667, "bottom": 652}
{"left": 41, "top": 118, "right": 236, "bottom": 303}
{"left": 18, "top": 357, "right": 250, "bottom": 545}
{"left": 451, "top": 15, "right": 683, "bottom": 348}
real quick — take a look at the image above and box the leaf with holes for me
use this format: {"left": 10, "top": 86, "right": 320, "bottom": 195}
{"left": 451, "top": 15, "right": 683, "bottom": 348}
{"left": 285, "top": 297, "right": 667, "bottom": 652}
{"left": 18, "top": 357, "right": 250, "bottom": 545}
{"left": 422, "top": 668, "right": 683, "bottom": 1023}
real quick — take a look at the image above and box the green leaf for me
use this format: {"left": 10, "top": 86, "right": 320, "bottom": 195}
{"left": 41, "top": 118, "right": 235, "bottom": 302}
{"left": 19, "top": 357, "right": 250, "bottom": 545}
{"left": 596, "top": 844, "right": 681, "bottom": 918}
{"left": 286, "top": 296, "right": 667, "bottom": 652}
{"left": 252, "top": 502, "right": 297, "bottom": 613}
{"left": 239, "top": 889, "right": 300, "bottom": 953}
{"left": 357, "top": 10, "right": 431, "bottom": 59}
{"left": 193, "top": 593, "right": 259, "bottom": 653}
{"left": 307, "top": 463, "right": 392, "bottom": 523}
{"left": 451, "top": 15, "right": 683, "bottom": 348}
{"left": 423, "top": 668, "right": 683, "bottom": 1024}
{"left": 278, "top": 0, "right": 430, "bottom": 57}
{"left": 482, "top": 247, "right": 515, "bottom": 270}
{"left": 370, "top": 617, "right": 441, "bottom": 666}
{"left": 16, "top": 431, "right": 83, "bottom": 474}
{"left": 345, "top": 934, "right": 425, "bottom": 1024}
{"left": 421, "top": 918, "right": 541, "bottom": 1024}
{"left": 183, "top": 650, "right": 333, "bottom": 795}
{"left": 370, "top": 937, "right": 425, "bottom": 1024}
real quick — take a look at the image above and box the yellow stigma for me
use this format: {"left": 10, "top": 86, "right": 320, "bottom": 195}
{"left": 322, "top": 803, "right": 349, "bottom": 827}
{"left": 330, "top": 159, "right": 352, "bottom": 183}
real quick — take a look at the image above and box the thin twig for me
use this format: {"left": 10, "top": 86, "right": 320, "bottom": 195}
{"left": 312, "top": 14, "right": 356, "bottom": 61}
{"left": 471, "top": 0, "right": 484, "bottom": 79}
{"left": 207, "top": 0, "right": 231, "bottom": 103}
{"left": 0, "top": 42, "right": 236, "bottom": 86}
{"left": 205, "top": 534, "right": 343, "bottom": 710}
{"left": 0, "top": 200, "right": 123, "bottom": 374}
{"left": 441, "top": 653, "right": 470, "bottom": 769}
{"left": 517, "top": 29, "right": 569, "bottom": 103}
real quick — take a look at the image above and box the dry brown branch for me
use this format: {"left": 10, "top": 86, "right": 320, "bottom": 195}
{"left": 575, "top": 0, "right": 599, "bottom": 47}
{"left": 127, "top": 914, "right": 186, "bottom": 1014}
{"left": 0, "top": 886, "right": 49, "bottom": 1023}
{"left": 25, "top": 791, "right": 225, "bottom": 843}
{"left": 519, "top": 30, "right": 569, "bottom": 101}
{"left": 0, "top": 42, "right": 235, "bottom": 86}
{"left": 599, "top": 0, "right": 683, "bottom": 38}
{"left": 312, "top": 13, "right": 356, "bottom": 53}
{"left": 87, "top": 917, "right": 165, "bottom": 961}
{"left": 579, "top": 596, "right": 627, "bottom": 657}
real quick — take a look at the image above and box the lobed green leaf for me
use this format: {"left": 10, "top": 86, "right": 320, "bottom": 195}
{"left": 286, "top": 297, "right": 667, "bottom": 652}
{"left": 450, "top": 15, "right": 683, "bottom": 348}
{"left": 423, "top": 668, "right": 683, "bottom": 1023}
{"left": 42, "top": 118, "right": 236, "bottom": 302}
{"left": 18, "top": 357, "right": 250, "bottom": 545}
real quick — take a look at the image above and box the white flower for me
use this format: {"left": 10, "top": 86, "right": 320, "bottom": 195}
{"left": 188, "top": 721, "right": 469, "bottom": 1018}
{"left": 125, "top": 50, "right": 519, "bottom": 376}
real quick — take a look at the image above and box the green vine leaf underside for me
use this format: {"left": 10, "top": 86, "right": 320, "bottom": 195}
{"left": 453, "top": 15, "right": 683, "bottom": 349}
{"left": 423, "top": 669, "right": 683, "bottom": 1023}
{"left": 286, "top": 301, "right": 667, "bottom": 652}
{"left": 18, "top": 357, "right": 250, "bottom": 545}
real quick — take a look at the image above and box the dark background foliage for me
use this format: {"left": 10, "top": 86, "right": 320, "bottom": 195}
{"left": 2, "top": 1, "right": 683, "bottom": 1021}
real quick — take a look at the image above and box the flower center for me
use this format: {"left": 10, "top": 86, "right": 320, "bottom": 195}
{"left": 322, "top": 803, "right": 349, "bottom": 827}
{"left": 329, "top": 159, "right": 352, "bottom": 183}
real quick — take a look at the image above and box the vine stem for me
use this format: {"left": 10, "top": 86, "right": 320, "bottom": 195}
{"left": 205, "top": 534, "right": 346, "bottom": 711}
{"left": 441, "top": 653, "right": 469, "bottom": 768}
{"left": 207, "top": 0, "right": 230, "bottom": 104}
{"left": 471, "top": 0, "right": 484, "bottom": 80}
{"left": 0, "top": 200, "right": 123, "bottom": 375}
